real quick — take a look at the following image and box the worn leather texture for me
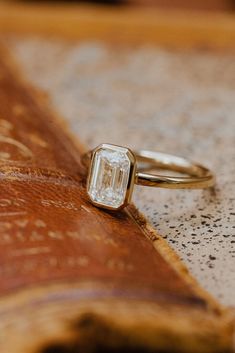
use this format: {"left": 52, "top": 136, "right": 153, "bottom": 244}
{"left": 0, "top": 46, "right": 233, "bottom": 353}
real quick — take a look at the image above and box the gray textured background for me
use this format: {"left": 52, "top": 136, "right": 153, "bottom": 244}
{"left": 10, "top": 38, "right": 235, "bottom": 306}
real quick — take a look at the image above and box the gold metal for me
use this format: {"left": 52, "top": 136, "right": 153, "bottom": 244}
{"left": 135, "top": 150, "right": 215, "bottom": 189}
{"left": 82, "top": 144, "right": 215, "bottom": 210}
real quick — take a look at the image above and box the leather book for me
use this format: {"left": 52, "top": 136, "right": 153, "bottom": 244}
{"left": 0, "top": 45, "right": 233, "bottom": 353}
{"left": 127, "top": 0, "right": 235, "bottom": 11}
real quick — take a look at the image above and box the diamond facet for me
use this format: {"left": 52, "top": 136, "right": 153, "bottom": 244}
{"left": 88, "top": 144, "right": 134, "bottom": 209}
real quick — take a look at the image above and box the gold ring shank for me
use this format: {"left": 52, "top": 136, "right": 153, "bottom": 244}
{"left": 135, "top": 150, "right": 215, "bottom": 189}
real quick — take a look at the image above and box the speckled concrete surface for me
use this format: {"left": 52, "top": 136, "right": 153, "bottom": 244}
{"left": 9, "top": 38, "right": 235, "bottom": 306}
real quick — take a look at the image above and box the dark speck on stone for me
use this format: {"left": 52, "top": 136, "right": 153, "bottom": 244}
{"left": 209, "top": 255, "right": 216, "bottom": 261}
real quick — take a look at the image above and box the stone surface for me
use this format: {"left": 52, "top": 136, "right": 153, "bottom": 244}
{"left": 9, "top": 37, "right": 235, "bottom": 306}
{"left": 88, "top": 145, "right": 131, "bottom": 209}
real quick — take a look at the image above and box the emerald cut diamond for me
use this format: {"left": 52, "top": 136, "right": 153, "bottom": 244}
{"left": 87, "top": 144, "right": 135, "bottom": 210}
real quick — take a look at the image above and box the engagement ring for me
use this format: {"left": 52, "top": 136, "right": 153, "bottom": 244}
{"left": 82, "top": 143, "right": 215, "bottom": 211}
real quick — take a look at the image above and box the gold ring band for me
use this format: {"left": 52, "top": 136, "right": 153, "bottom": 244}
{"left": 135, "top": 150, "right": 215, "bottom": 189}
{"left": 82, "top": 143, "right": 215, "bottom": 210}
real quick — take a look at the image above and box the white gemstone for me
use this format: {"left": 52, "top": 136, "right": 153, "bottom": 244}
{"left": 88, "top": 145, "right": 131, "bottom": 209}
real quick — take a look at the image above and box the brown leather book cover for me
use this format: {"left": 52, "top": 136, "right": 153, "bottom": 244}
{"left": 127, "top": 0, "right": 235, "bottom": 11}
{"left": 0, "top": 45, "right": 233, "bottom": 353}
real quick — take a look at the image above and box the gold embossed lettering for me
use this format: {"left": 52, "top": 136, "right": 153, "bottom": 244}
{"left": 30, "top": 231, "right": 44, "bottom": 242}
{"left": 15, "top": 219, "right": 28, "bottom": 228}
{"left": 35, "top": 219, "right": 46, "bottom": 228}
{"left": 48, "top": 231, "right": 63, "bottom": 240}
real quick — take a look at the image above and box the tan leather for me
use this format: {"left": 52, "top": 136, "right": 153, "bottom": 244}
{"left": 127, "top": 0, "right": 235, "bottom": 11}
{"left": 0, "top": 46, "right": 233, "bottom": 353}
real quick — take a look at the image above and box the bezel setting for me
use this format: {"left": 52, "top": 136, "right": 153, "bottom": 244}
{"left": 87, "top": 143, "right": 136, "bottom": 210}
